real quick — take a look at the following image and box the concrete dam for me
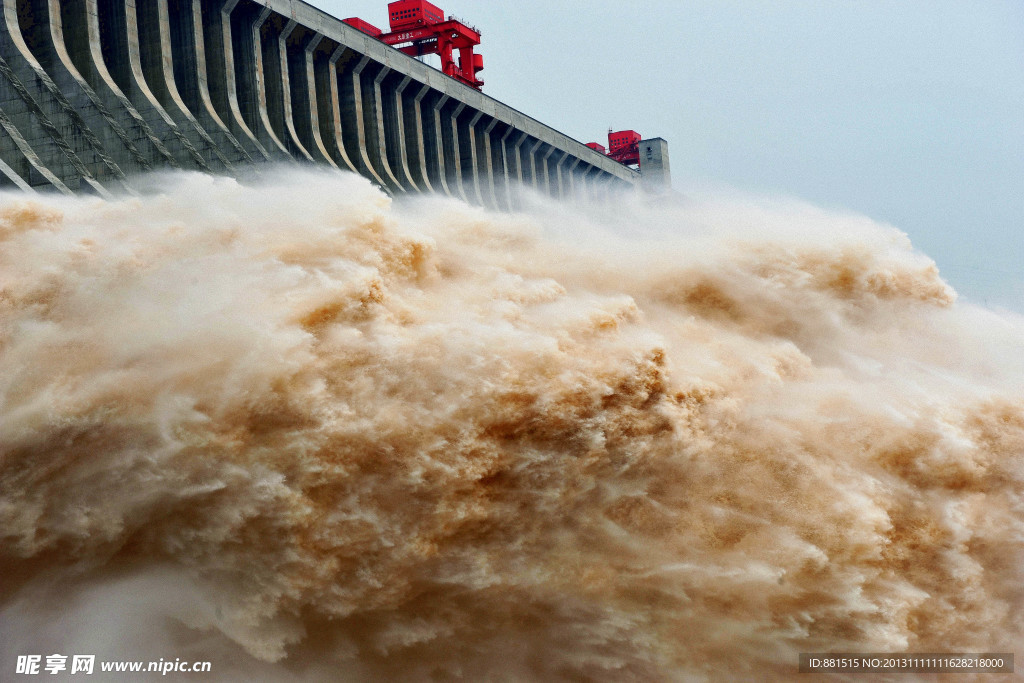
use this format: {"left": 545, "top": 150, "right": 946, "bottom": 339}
{"left": 0, "top": 0, "right": 670, "bottom": 206}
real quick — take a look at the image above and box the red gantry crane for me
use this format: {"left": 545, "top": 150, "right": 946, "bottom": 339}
{"left": 345, "top": 5, "right": 661, "bottom": 172}
{"left": 588, "top": 129, "right": 641, "bottom": 167}
{"left": 344, "top": 1, "right": 484, "bottom": 90}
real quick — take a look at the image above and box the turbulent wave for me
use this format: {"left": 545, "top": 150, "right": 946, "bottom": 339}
{"left": 1, "top": 170, "right": 1022, "bottom": 681}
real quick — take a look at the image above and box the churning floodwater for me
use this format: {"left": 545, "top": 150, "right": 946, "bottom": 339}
{"left": 1, "top": 169, "right": 1022, "bottom": 680}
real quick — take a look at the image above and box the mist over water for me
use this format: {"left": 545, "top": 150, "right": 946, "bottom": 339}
{"left": 1, "top": 169, "right": 1022, "bottom": 681}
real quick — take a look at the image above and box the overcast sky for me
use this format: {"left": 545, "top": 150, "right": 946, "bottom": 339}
{"left": 317, "top": 0, "right": 1024, "bottom": 310}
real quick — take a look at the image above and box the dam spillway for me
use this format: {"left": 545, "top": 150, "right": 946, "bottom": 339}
{"left": 0, "top": 0, "right": 668, "bottom": 205}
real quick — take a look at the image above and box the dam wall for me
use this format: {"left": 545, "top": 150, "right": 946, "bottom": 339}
{"left": 0, "top": 0, "right": 651, "bottom": 205}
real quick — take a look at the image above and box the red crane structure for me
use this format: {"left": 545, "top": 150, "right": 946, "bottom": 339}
{"left": 602, "top": 130, "right": 642, "bottom": 166}
{"left": 344, "top": 1, "right": 484, "bottom": 90}
{"left": 343, "top": 5, "right": 664, "bottom": 175}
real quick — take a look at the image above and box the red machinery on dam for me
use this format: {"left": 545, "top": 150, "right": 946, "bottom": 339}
{"left": 588, "top": 130, "right": 642, "bottom": 167}
{"left": 344, "top": 0, "right": 484, "bottom": 90}
{"left": 344, "top": 1, "right": 668, "bottom": 179}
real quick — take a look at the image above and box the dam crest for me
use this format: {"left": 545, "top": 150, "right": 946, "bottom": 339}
{"left": 0, "top": 0, "right": 669, "bottom": 205}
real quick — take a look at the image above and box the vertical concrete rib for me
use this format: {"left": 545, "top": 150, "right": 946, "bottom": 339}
{"left": 364, "top": 63, "right": 402, "bottom": 191}
{"left": 277, "top": 19, "right": 314, "bottom": 161}
{"left": 580, "top": 164, "right": 596, "bottom": 201}
{"left": 167, "top": 0, "right": 252, "bottom": 164}
{"left": 74, "top": 0, "right": 180, "bottom": 170}
{"left": 496, "top": 125, "right": 514, "bottom": 210}
{"left": 577, "top": 161, "right": 591, "bottom": 201}
{"left": 426, "top": 91, "right": 449, "bottom": 195}
{"left": 553, "top": 151, "right": 568, "bottom": 199}
{"left": 405, "top": 82, "right": 431, "bottom": 191}
{"left": 14, "top": 0, "right": 130, "bottom": 184}
{"left": 214, "top": 0, "right": 270, "bottom": 159}
{"left": 387, "top": 75, "right": 417, "bottom": 191}
{"left": 253, "top": 12, "right": 298, "bottom": 158}
{"left": 508, "top": 130, "right": 526, "bottom": 186}
{"left": 566, "top": 157, "right": 581, "bottom": 200}
{"left": 22, "top": 0, "right": 132, "bottom": 186}
{"left": 228, "top": 6, "right": 287, "bottom": 156}
{"left": 507, "top": 131, "right": 529, "bottom": 207}
{"left": 93, "top": 0, "right": 206, "bottom": 170}
{"left": 444, "top": 100, "right": 466, "bottom": 201}
{"left": 48, "top": 0, "right": 165, "bottom": 175}
{"left": 458, "top": 109, "right": 484, "bottom": 206}
{"left": 584, "top": 165, "right": 605, "bottom": 202}
{"left": 319, "top": 44, "right": 356, "bottom": 172}
{"left": 525, "top": 138, "right": 544, "bottom": 191}
{"left": 297, "top": 33, "right": 335, "bottom": 167}
{"left": 530, "top": 141, "right": 545, "bottom": 193}
{"left": 135, "top": 0, "right": 232, "bottom": 170}
{"left": 336, "top": 53, "right": 385, "bottom": 188}
{"left": 109, "top": 0, "right": 212, "bottom": 170}
{"left": 479, "top": 118, "right": 498, "bottom": 209}
{"left": 539, "top": 144, "right": 556, "bottom": 197}
{"left": 0, "top": 0, "right": 111, "bottom": 193}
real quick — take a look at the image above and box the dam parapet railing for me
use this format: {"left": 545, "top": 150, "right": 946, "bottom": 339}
{"left": 0, "top": 0, "right": 663, "bottom": 206}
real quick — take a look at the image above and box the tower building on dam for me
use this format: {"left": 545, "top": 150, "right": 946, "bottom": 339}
{"left": 0, "top": 0, "right": 670, "bottom": 206}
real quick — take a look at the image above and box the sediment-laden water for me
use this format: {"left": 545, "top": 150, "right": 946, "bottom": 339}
{"left": 2, "top": 170, "right": 1021, "bottom": 680}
